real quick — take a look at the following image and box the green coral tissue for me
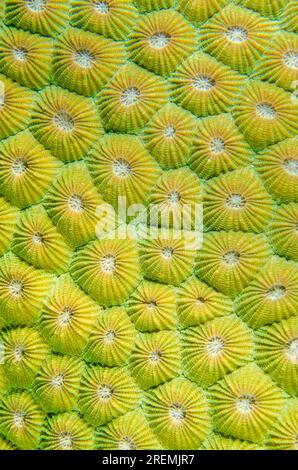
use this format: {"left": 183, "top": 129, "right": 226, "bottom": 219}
{"left": 0, "top": 0, "right": 297, "bottom": 451}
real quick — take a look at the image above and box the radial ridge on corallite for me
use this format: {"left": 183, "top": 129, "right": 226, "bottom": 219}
{"left": 0, "top": 197, "right": 18, "bottom": 256}
{"left": 39, "top": 274, "right": 101, "bottom": 356}
{"left": 280, "top": 1, "right": 298, "bottom": 33}
{"left": 189, "top": 114, "right": 252, "bottom": 179}
{"left": 177, "top": 0, "right": 228, "bottom": 25}
{"left": 127, "top": 280, "right": 177, "bottom": 332}
{"left": 0, "top": 26, "right": 53, "bottom": 90}
{"left": 238, "top": 0, "right": 288, "bottom": 19}
{"left": 4, "top": 0, "right": 70, "bottom": 37}
{"left": 142, "top": 103, "right": 197, "bottom": 169}
{"left": 52, "top": 27, "right": 125, "bottom": 97}
{"left": 97, "top": 63, "right": 168, "bottom": 133}
{"left": 209, "top": 363, "right": 286, "bottom": 443}
{"left": 96, "top": 409, "right": 160, "bottom": 450}
{"left": 266, "top": 400, "right": 298, "bottom": 450}
{"left": 255, "top": 317, "right": 298, "bottom": 396}
{"left": 30, "top": 85, "right": 103, "bottom": 162}
{"left": 202, "top": 434, "right": 261, "bottom": 450}
{"left": 200, "top": 4, "right": 277, "bottom": 74}
{"left": 70, "top": 0, "right": 138, "bottom": 40}
{"left": 78, "top": 366, "right": 140, "bottom": 427}
{"left": 129, "top": 330, "right": 180, "bottom": 390}
{"left": 83, "top": 306, "right": 136, "bottom": 367}
{"left": 128, "top": 10, "right": 197, "bottom": 77}
{"left": 171, "top": 51, "right": 244, "bottom": 117}
{"left": 182, "top": 315, "right": 253, "bottom": 388}
{"left": 144, "top": 377, "right": 211, "bottom": 450}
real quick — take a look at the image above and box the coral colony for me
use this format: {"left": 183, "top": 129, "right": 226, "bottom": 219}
{"left": 0, "top": 0, "right": 297, "bottom": 451}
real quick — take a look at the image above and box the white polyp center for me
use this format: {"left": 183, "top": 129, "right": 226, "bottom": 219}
{"left": 149, "top": 349, "right": 162, "bottom": 364}
{"left": 53, "top": 111, "right": 74, "bottom": 132}
{"left": 104, "top": 330, "right": 116, "bottom": 344}
{"left": 149, "top": 33, "right": 171, "bottom": 49}
{"left": 68, "top": 194, "right": 84, "bottom": 213}
{"left": 26, "top": 0, "right": 46, "bottom": 12}
{"left": 283, "top": 158, "right": 298, "bottom": 176}
{"left": 168, "top": 190, "right": 181, "bottom": 204}
{"left": 206, "top": 336, "right": 224, "bottom": 356}
{"left": 51, "top": 374, "right": 64, "bottom": 388}
{"left": 121, "top": 87, "right": 140, "bottom": 106}
{"left": 285, "top": 339, "right": 298, "bottom": 364}
{"left": 256, "top": 102, "right": 277, "bottom": 120}
{"left": 164, "top": 125, "right": 176, "bottom": 138}
{"left": 112, "top": 158, "right": 132, "bottom": 178}
{"left": 8, "top": 280, "right": 24, "bottom": 297}
{"left": 73, "top": 49, "right": 94, "bottom": 68}
{"left": 147, "top": 300, "right": 157, "bottom": 310}
{"left": 161, "top": 246, "right": 174, "bottom": 260}
{"left": 118, "top": 437, "right": 135, "bottom": 450}
{"left": 94, "top": 1, "right": 109, "bottom": 14}
{"left": 59, "top": 434, "right": 73, "bottom": 450}
{"left": 32, "top": 232, "right": 43, "bottom": 245}
{"left": 226, "top": 193, "right": 246, "bottom": 209}
{"left": 193, "top": 75, "right": 215, "bottom": 91}
{"left": 196, "top": 296, "right": 206, "bottom": 306}
{"left": 58, "top": 307, "right": 73, "bottom": 327}
{"left": 222, "top": 250, "right": 240, "bottom": 265}
{"left": 169, "top": 403, "right": 186, "bottom": 424}
{"left": 225, "top": 26, "right": 248, "bottom": 43}
{"left": 13, "top": 344, "right": 25, "bottom": 363}
{"left": 283, "top": 50, "right": 298, "bottom": 69}
{"left": 13, "top": 411, "right": 26, "bottom": 428}
{"left": 12, "top": 48, "right": 28, "bottom": 62}
{"left": 210, "top": 137, "right": 225, "bottom": 154}
{"left": 97, "top": 384, "right": 113, "bottom": 400}
{"left": 267, "top": 284, "right": 286, "bottom": 300}
{"left": 100, "top": 254, "right": 116, "bottom": 274}
{"left": 12, "top": 158, "right": 28, "bottom": 176}
{"left": 236, "top": 394, "right": 255, "bottom": 414}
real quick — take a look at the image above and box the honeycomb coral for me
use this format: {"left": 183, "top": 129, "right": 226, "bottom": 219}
{"left": 0, "top": 0, "right": 297, "bottom": 452}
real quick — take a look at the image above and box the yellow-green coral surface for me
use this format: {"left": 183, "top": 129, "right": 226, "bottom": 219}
{"left": 0, "top": 0, "right": 297, "bottom": 451}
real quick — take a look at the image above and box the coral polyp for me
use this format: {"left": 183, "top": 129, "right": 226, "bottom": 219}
{"left": 52, "top": 28, "right": 125, "bottom": 97}
{"left": 268, "top": 203, "right": 298, "bottom": 261}
{"left": 0, "top": 27, "right": 53, "bottom": 89}
{"left": 97, "top": 63, "right": 168, "bottom": 133}
{"left": 70, "top": 238, "right": 140, "bottom": 306}
{"left": 127, "top": 280, "right": 176, "bottom": 332}
{"left": 171, "top": 52, "right": 244, "bottom": 117}
{"left": 178, "top": 0, "right": 228, "bottom": 25}
{"left": 200, "top": 5, "right": 276, "bottom": 74}
{"left": 0, "top": 131, "right": 61, "bottom": 209}
{"left": 142, "top": 103, "right": 196, "bottom": 169}
{"left": 189, "top": 114, "right": 252, "bottom": 179}
{"left": 233, "top": 80, "right": 298, "bottom": 150}
{"left": 128, "top": 10, "right": 197, "bottom": 76}
{"left": 70, "top": 0, "right": 138, "bottom": 40}
{"left": 0, "top": 197, "right": 18, "bottom": 256}
{"left": 266, "top": 400, "right": 298, "bottom": 450}
{"left": 144, "top": 378, "right": 210, "bottom": 449}
{"left": 280, "top": 1, "right": 298, "bottom": 33}
{"left": 30, "top": 86, "right": 102, "bottom": 162}
{"left": 209, "top": 364, "right": 286, "bottom": 443}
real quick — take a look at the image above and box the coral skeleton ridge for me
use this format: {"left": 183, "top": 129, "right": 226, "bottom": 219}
{"left": 0, "top": 0, "right": 297, "bottom": 451}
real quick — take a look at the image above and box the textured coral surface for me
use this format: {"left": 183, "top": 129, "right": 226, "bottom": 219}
{"left": 0, "top": 0, "right": 297, "bottom": 451}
